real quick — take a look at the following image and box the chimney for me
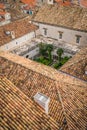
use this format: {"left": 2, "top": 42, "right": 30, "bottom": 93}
{"left": 34, "top": 92, "right": 50, "bottom": 114}
{"left": 11, "top": 31, "right": 15, "bottom": 39}
{"left": 5, "top": 13, "right": 11, "bottom": 20}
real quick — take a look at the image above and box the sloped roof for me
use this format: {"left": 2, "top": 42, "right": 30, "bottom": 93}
{"left": 0, "top": 11, "right": 6, "bottom": 15}
{"left": 80, "top": 0, "right": 87, "bottom": 8}
{"left": 0, "top": 51, "right": 87, "bottom": 130}
{"left": 55, "top": 0, "right": 72, "bottom": 6}
{"left": 21, "top": 0, "right": 36, "bottom": 7}
{"left": 0, "top": 76, "right": 62, "bottom": 130}
{"left": 33, "top": 4, "right": 87, "bottom": 31}
{"left": 0, "top": 16, "right": 38, "bottom": 46}
{"left": 60, "top": 47, "right": 87, "bottom": 81}
{"left": 0, "top": 3, "right": 5, "bottom": 9}
{"left": 8, "top": 8, "right": 28, "bottom": 21}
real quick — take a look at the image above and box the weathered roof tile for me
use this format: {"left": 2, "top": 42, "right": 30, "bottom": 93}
{"left": 60, "top": 47, "right": 87, "bottom": 81}
{"left": 0, "top": 51, "right": 87, "bottom": 130}
{"left": 0, "top": 16, "right": 38, "bottom": 46}
{"left": 33, "top": 4, "right": 87, "bottom": 31}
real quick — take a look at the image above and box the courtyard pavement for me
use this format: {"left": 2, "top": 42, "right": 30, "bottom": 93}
{"left": 10, "top": 35, "right": 80, "bottom": 56}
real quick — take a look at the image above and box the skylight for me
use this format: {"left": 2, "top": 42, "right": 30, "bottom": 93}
{"left": 34, "top": 92, "right": 50, "bottom": 114}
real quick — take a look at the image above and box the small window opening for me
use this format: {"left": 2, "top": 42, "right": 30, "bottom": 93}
{"left": 58, "top": 31, "right": 63, "bottom": 39}
{"left": 43, "top": 28, "right": 47, "bottom": 35}
{"left": 76, "top": 35, "right": 81, "bottom": 43}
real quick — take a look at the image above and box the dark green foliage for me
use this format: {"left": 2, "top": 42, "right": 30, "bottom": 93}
{"left": 39, "top": 43, "right": 47, "bottom": 56}
{"left": 35, "top": 56, "right": 51, "bottom": 65}
{"left": 35, "top": 43, "right": 70, "bottom": 69}
{"left": 61, "top": 56, "right": 70, "bottom": 65}
{"left": 53, "top": 62, "right": 62, "bottom": 69}
{"left": 54, "top": 56, "right": 71, "bottom": 69}
{"left": 46, "top": 44, "right": 53, "bottom": 61}
{"left": 57, "top": 48, "right": 64, "bottom": 62}
{"left": 38, "top": 43, "right": 53, "bottom": 64}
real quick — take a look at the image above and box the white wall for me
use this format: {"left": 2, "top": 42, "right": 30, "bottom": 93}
{"left": 34, "top": 22, "right": 87, "bottom": 47}
{"left": 0, "top": 32, "right": 35, "bottom": 51}
{"left": 47, "top": 0, "right": 54, "bottom": 4}
{"left": 23, "top": 47, "right": 39, "bottom": 59}
{"left": 0, "top": 20, "right": 11, "bottom": 26}
{"left": 35, "top": 28, "right": 41, "bottom": 36}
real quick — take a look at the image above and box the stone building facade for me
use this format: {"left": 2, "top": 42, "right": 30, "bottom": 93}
{"left": 34, "top": 22, "right": 87, "bottom": 47}
{"left": 33, "top": 4, "right": 87, "bottom": 48}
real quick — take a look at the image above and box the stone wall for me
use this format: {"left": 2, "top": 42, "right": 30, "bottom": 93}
{"left": 34, "top": 22, "right": 87, "bottom": 47}
{"left": 23, "top": 47, "right": 39, "bottom": 59}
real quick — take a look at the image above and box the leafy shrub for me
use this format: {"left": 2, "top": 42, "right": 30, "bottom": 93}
{"left": 61, "top": 56, "right": 70, "bottom": 65}
{"left": 34, "top": 56, "right": 51, "bottom": 65}
{"left": 54, "top": 62, "right": 62, "bottom": 69}
{"left": 42, "top": 59, "right": 51, "bottom": 65}
{"left": 54, "top": 56, "right": 71, "bottom": 69}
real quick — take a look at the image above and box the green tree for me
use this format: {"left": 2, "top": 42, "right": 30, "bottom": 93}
{"left": 46, "top": 44, "right": 53, "bottom": 61}
{"left": 57, "top": 48, "right": 64, "bottom": 62}
{"left": 39, "top": 43, "right": 47, "bottom": 56}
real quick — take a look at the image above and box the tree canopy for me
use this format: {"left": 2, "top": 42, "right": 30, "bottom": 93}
{"left": 57, "top": 48, "right": 64, "bottom": 62}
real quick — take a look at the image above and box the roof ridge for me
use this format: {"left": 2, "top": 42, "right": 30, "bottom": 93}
{"left": 55, "top": 81, "right": 70, "bottom": 130}
{"left": 0, "top": 76, "right": 62, "bottom": 128}
{"left": 59, "top": 70, "right": 87, "bottom": 83}
{"left": 0, "top": 51, "right": 86, "bottom": 87}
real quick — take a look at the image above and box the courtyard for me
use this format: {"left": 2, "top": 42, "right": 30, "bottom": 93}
{"left": 10, "top": 36, "right": 80, "bottom": 69}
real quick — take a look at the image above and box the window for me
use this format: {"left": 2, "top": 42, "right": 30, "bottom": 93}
{"left": 29, "top": 10, "right": 33, "bottom": 15}
{"left": 59, "top": 33, "right": 62, "bottom": 39}
{"left": 43, "top": 28, "right": 47, "bottom": 35}
{"left": 58, "top": 31, "right": 63, "bottom": 39}
{"left": 27, "top": 11, "right": 29, "bottom": 14}
{"left": 76, "top": 35, "right": 81, "bottom": 43}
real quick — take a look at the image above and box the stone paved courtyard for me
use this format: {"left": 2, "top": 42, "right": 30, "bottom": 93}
{"left": 10, "top": 35, "right": 80, "bottom": 59}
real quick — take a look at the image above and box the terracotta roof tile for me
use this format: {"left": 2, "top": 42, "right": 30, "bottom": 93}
{"left": 0, "top": 55, "right": 67, "bottom": 129}
{"left": 33, "top": 4, "right": 87, "bottom": 31}
{"left": 0, "top": 11, "right": 6, "bottom": 15}
{"left": 60, "top": 47, "right": 87, "bottom": 81}
{"left": 80, "top": 0, "right": 87, "bottom": 8}
{"left": 0, "top": 3, "right": 5, "bottom": 9}
{"left": 0, "top": 16, "right": 38, "bottom": 46}
{"left": 0, "top": 51, "right": 87, "bottom": 130}
{"left": 57, "top": 81, "right": 87, "bottom": 130}
{"left": 0, "top": 76, "right": 62, "bottom": 130}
